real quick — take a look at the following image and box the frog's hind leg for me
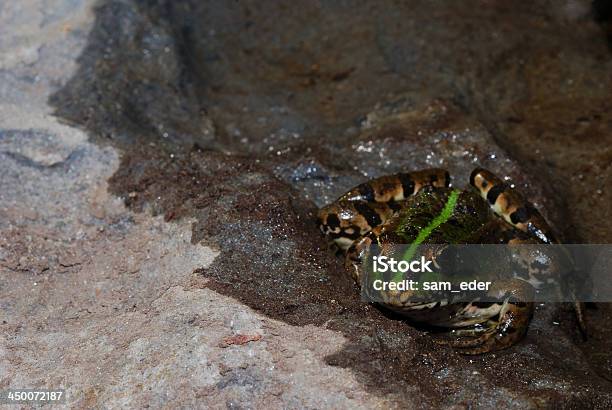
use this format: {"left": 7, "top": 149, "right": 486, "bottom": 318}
{"left": 318, "top": 168, "right": 450, "bottom": 251}
{"left": 470, "top": 168, "right": 588, "bottom": 338}
{"left": 337, "top": 168, "right": 450, "bottom": 203}
{"left": 436, "top": 279, "right": 535, "bottom": 354}
{"left": 469, "top": 168, "right": 557, "bottom": 244}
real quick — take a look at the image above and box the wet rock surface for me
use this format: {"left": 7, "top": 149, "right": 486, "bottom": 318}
{"left": 87, "top": 98, "right": 611, "bottom": 408}
{"left": 2, "top": 0, "right": 612, "bottom": 408}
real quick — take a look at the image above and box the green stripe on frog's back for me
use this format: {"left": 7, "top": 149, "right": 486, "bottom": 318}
{"left": 392, "top": 189, "right": 460, "bottom": 283}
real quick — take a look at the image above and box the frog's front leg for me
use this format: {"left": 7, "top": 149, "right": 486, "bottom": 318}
{"left": 440, "top": 278, "right": 535, "bottom": 354}
{"left": 318, "top": 168, "right": 450, "bottom": 251}
{"left": 344, "top": 235, "right": 373, "bottom": 283}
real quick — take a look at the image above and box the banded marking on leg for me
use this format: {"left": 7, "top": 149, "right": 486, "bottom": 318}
{"left": 339, "top": 168, "right": 450, "bottom": 203}
{"left": 470, "top": 168, "right": 557, "bottom": 244}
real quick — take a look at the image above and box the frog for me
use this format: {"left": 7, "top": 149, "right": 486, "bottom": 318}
{"left": 318, "top": 167, "right": 583, "bottom": 354}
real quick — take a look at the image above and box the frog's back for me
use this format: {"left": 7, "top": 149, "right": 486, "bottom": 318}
{"left": 380, "top": 187, "right": 492, "bottom": 245}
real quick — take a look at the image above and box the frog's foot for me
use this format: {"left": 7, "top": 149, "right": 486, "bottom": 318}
{"left": 437, "top": 302, "right": 533, "bottom": 354}
{"left": 344, "top": 236, "right": 374, "bottom": 283}
{"left": 437, "top": 279, "right": 535, "bottom": 354}
{"left": 470, "top": 168, "right": 557, "bottom": 244}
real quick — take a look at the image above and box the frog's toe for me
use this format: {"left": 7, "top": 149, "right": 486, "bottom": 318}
{"left": 440, "top": 323, "right": 493, "bottom": 339}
